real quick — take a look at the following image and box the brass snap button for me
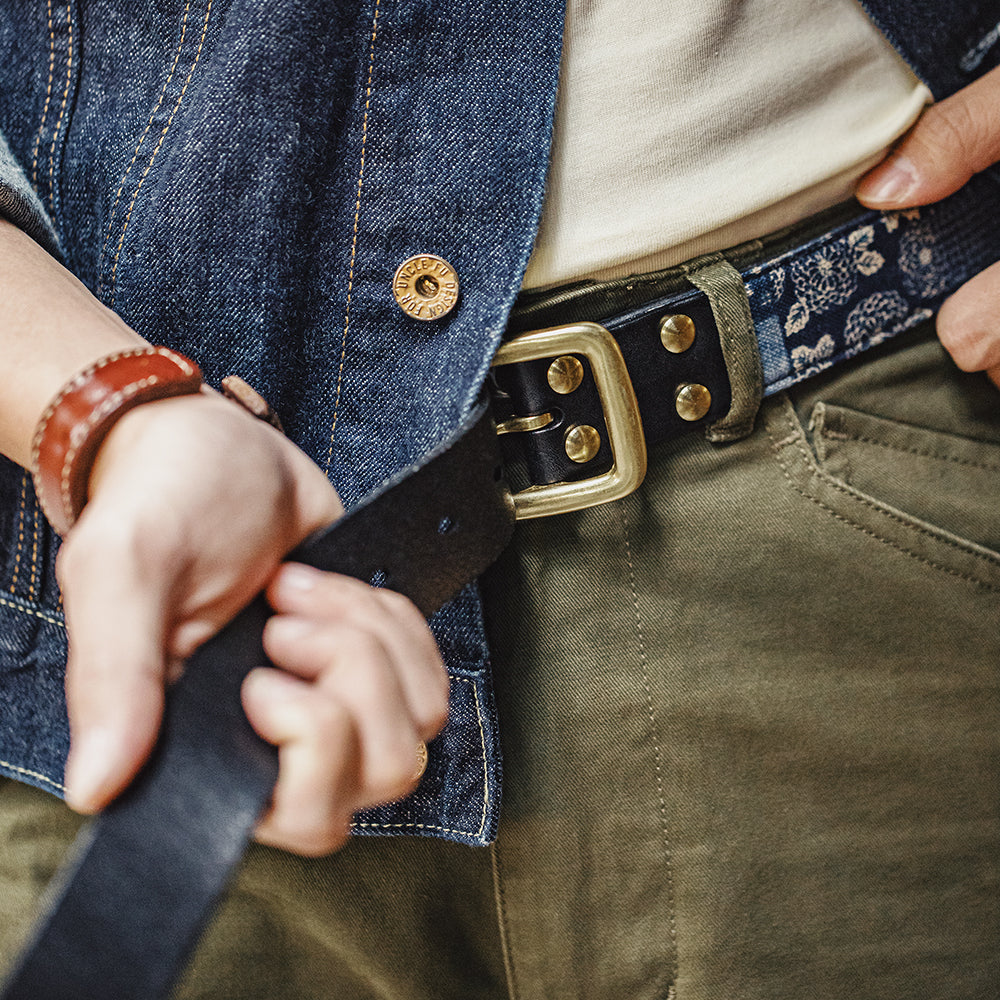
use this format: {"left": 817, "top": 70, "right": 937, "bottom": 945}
{"left": 393, "top": 254, "right": 459, "bottom": 320}
{"left": 414, "top": 741, "right": 429, "bottom": 780}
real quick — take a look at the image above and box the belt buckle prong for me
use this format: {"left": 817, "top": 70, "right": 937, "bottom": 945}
{"left": 491, "top": 322, "right": 648, "bottom": 520}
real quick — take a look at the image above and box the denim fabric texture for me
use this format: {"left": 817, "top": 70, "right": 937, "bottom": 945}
{"left": 0, "top": 0, "right": 995, "bottom": 845}
{"left": 0, "top": 0, "right": 565, "bottom": 846}
{"left": 0, "top": 134, "right": 58, "bottom": 255}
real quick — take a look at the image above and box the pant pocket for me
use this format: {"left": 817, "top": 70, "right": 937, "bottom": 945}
{"left": 810, "top": 400, "right": 1000, "bottom": 554}
{"left": 764, "top": 395, "right": 1000, "bottom": 592}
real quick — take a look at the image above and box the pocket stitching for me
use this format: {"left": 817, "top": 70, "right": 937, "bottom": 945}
{"left": 766, "top": 400, "right": 1000, "bottom": 592}
{"left": 819, "top": 427, "right": 1000, "bottom": 474}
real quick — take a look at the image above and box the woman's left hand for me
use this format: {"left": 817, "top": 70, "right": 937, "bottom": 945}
{"left": 857, "top": 64, "right": 1000, "bottom": 387}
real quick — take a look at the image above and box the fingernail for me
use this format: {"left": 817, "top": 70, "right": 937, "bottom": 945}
{"left": 64, "top": 727, "right": 118, "bottom": 812}
{"left": 858, "top": 154, "right": 917, "bottom": 205}
{"left": 244, "top": 667, "right": 302, "bottom": 702}
{"left": 278, "top": 563, "right": 320, "bottom": 593}
{"left": 267, "top": 615, "right": 315, "bottom": 642}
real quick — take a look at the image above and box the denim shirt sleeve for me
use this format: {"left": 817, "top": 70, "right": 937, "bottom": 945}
{"left": 0, "top": 131, "right": 60, "bottom": 257}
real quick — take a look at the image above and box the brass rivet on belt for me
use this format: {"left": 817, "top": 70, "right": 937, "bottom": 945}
{"left": 674, "top": 383, "right": 712, "bottom": 421}
{"left": 564, "top": 424, "right": 602, "bottom": 463}
{"left": 547, "top": 355, "right": 584, "bottom": 394}
{"left": 392, "top": 254, "right": 459, "bottom": 320}
{"left": 659, "top": 314, "right": 696, "bottom": 354}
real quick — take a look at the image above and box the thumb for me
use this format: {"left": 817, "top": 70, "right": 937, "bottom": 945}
{"left": 857, "top": 64, "right": 1000, "bottom": 209}
{"left": 58, "top": 528, "right": 168, "bottom": 813}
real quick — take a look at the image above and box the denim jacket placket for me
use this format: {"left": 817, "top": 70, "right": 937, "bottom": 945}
{"left": 0, "top": 0, "right": 997, "bottom": 845}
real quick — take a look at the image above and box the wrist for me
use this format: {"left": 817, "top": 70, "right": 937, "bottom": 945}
{"left": 31, "top": 347, "right": 204, "bottom": 535}
{"left": 87, "top": 379, "right": 343, "bottom": 541}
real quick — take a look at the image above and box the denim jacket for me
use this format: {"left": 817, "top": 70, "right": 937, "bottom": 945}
{"left": 0, "top": 1, "right": 997, "bottom": 846}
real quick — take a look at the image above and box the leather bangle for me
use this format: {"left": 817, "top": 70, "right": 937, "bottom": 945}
{"left": 30, "top": 347, "right": 203, "bottom": 536}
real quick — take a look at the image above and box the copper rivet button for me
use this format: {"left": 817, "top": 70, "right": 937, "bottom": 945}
{"left": 564, "top": 424, "right": 602, "bottom": 463}
{"left": 675, "top": 383, "right": 712, "bottom": 421}
{"left": 660, "top": 314, "right": 696, "bottom": 354}
{"left": 414, "top": 741, "right": 429, "bottom": 780}
{"left": 547, "top": 355, "right": 584, "bottom": 394}
{"left": 392, "top": 254, "right": 459, "bottom": 320}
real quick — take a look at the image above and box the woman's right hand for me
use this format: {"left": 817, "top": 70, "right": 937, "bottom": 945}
{"left": 57, "top": 353, "right": 447, "bottom": 857}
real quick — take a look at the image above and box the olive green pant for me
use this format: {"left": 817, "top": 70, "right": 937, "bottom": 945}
{"left": 2, "top": 326, "right": 999, "bottom": 999}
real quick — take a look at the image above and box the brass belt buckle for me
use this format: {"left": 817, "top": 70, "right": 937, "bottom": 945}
{"left": 492, "top": 322, "right": 647, "bottom": 520}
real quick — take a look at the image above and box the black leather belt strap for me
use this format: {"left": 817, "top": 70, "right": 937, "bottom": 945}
{"left": 1, "top": 403, "right": 514, "bottom": 1000}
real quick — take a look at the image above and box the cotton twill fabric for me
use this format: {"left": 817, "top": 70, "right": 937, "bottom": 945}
{"left": 2, "top": 324, "right": 997, "bottom": 999}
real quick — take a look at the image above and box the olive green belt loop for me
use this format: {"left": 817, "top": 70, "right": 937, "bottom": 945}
{"left": 683, "top": 251, "right": 764, "bottom": 442}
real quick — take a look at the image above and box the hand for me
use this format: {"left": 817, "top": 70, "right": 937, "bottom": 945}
{"left": 856, "top": 64, "right": 1000, "bottom": 388}
{"left": 57, "top": 390, "right": 447, "bottom": 855}
{"left": 246, "top": 564, "right": 448, "bottom": 855}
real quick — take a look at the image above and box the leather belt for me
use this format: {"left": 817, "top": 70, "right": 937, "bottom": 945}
{"left": 1, "top": 404, "right": 514, "bottom": 1000}
{"left": 5, "top": 177, "right": 1000, "bottom": 1000}
{"left": 492, "top": 177, "right": 1000, "bottom": 518}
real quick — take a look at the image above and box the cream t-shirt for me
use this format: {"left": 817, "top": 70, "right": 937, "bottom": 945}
{"left": 522, "top": 0, "right": 931, "bottom": 289}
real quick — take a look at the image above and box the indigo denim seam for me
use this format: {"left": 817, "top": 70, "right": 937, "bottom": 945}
{"left": 0, "top": 593, "right": 64, "bottom": 628}
{"left": 765, "top": 398, "right": 1000, "bottom": 591}
{"left": 350, "top": 673, "right": 491, "bottom": 839}
{"left": 28, "top": 0, "right": 58, "bottom": 191}
{"left": 25, "top": 497, "right": 39, "bottom": 603}
{"left": 325, "top": 0, "right": 383, "bottom": 475}
{"left": 9, "top": 480, "right": 43, "bottom": 606}
{"left": 0, "top": 759, "right": 65, "bottom": 792}
{"left": 8, "top": 474, "right": 28, "bottom": 597}
{"left": 99, "top": 0, "right": 198, "bottom": 296}
{"left": 43, "top": 3, "right": 73, "bottom": 220}
{"left": 19, "top": 2, "right": 69, "bottom": 581}
{"left": 108, "top": 0, "right": 214, "bottom": 308}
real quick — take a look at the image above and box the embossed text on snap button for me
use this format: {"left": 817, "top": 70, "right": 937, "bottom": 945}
{"left": 392, "top": 254, "right": 459, "bottom": 320}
